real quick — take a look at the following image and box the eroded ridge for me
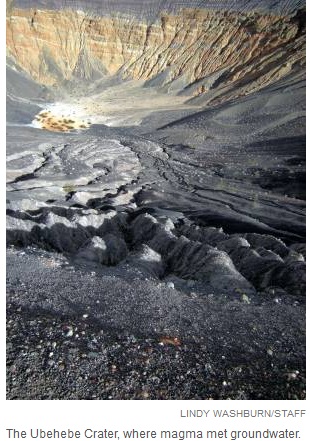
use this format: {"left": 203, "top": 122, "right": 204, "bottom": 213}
{"left": 6, "top": 1, "right": 306, "bottom": 400}
{"left": 7, "top": 7, "right": 305, "bottom": 105}
{"left": 7, "top": 205, "right": 305, "bottom": 298}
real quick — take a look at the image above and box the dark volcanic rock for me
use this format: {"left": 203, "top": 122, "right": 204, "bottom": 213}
{"left": 6, "top": 0, "right": 305, "bottom": 400}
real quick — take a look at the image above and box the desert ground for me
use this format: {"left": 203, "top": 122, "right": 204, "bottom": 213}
{"left": 6, "top": 0, "right": 305, "bottom": 399}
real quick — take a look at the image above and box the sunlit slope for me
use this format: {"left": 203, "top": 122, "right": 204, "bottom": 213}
{"left": 7, "top": 6, "right": 305, "bottom": 106}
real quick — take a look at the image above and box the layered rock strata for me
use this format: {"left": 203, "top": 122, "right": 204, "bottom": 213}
{"left": 6, "top": 7, "right": 305, "bottom": 104}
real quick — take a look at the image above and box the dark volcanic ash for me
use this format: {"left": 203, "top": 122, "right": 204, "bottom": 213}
{"left": 6, "top": 0, "right": 305, "bottom": 400}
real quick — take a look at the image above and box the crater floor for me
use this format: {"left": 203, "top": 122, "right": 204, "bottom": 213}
{"left": 6, "top": 1, "right": 306, "bottom": 400}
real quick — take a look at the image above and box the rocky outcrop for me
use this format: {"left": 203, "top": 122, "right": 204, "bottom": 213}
{"left": 6, "top": 6, "right": 305, "bottom": 104}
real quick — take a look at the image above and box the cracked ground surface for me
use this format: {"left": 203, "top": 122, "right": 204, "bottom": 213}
{"left": 6, "top": 2, "right": 305, "bottom": 400}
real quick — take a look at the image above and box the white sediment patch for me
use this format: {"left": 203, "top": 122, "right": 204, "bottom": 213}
{"left": 31, "top": 101, "right": 93, "bottom": 132}
{"left": 30, "top": 118, "right": 43, "bottom": 129}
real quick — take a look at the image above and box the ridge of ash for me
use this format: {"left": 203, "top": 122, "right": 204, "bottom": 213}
{"left": 6, "top": 0, "right": 305, "bottom": 400}
{"left": 7, "top": 206, "right": 305, "bottom": 298}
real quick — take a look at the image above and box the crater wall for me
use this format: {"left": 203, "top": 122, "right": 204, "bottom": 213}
{"left": 7, "top": 6, "right": 305, "bottom": 105}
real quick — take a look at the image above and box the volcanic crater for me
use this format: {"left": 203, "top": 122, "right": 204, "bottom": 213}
{"left": 6, "top": 0, "right": 306, "bottom": 400}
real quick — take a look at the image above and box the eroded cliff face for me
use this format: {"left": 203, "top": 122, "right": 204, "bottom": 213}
{"left": 6, "top": 7, "right": 305, "bottom": 104}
